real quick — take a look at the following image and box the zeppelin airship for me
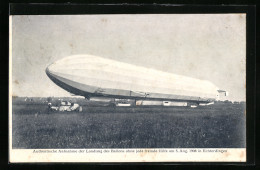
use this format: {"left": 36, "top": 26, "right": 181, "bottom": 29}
{"left": 46, "top": 54, "right": 228, "bottom": 107}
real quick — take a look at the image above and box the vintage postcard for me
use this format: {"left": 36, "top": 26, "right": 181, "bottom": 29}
{"left": 9, "top": 14, "right": 246, "bottom": 162}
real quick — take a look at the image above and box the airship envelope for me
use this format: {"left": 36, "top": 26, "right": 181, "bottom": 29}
{"left": 46, "top": 54, "right": 223, "bottom": 103}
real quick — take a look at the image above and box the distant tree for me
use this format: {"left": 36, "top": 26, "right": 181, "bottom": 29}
{"left": 47, "top": 97, "right": 52, "bottom": 102}
{"left": 12, "top": 95, "right": 18, "bottom": 98}
{"left": 224, "top": 100, "right": 232, "bottom": 104}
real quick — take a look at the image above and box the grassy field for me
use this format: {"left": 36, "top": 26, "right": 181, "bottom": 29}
{"left": 12, "top": 100, "right": 246, "bottom": 149}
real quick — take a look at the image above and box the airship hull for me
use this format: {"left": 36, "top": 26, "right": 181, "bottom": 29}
{"left": 46, "top": 55, "right": 220, "bottom": 103}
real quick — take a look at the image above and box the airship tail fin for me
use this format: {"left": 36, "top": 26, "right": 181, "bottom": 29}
{"left": 217, "top": 90, "right": 228, "bottom": 96}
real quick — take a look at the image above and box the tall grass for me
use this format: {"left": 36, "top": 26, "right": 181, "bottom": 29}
{"left": 12, "top": 102, "right": 246, "bottom": 149}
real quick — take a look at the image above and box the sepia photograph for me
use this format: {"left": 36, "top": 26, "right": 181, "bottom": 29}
{"left": 9, "top": 14, "right": 246, "bottom": 162}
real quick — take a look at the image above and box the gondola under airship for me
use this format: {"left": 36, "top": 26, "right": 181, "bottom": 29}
{"left": 45, "top": 55, "right": 228, "bottom": 107}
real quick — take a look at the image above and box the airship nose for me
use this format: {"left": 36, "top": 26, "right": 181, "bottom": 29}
{"left": 45, "top": 66, "right": 50, "bottom": 75}
{"left": 45, "top": 63, "right": 61, "bottom": 87}
{"left": 45, "top": 64, "right": 51, "bottom": 75}
{"left": 45, "top": 63, "right": 55, "bottom": 78}
{"left": 46, "top": 62, "right": 57, "bottom": 74}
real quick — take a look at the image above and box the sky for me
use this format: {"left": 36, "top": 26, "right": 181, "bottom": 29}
{"left": 10, "top": 14, "right": 246, "bottom": 101}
